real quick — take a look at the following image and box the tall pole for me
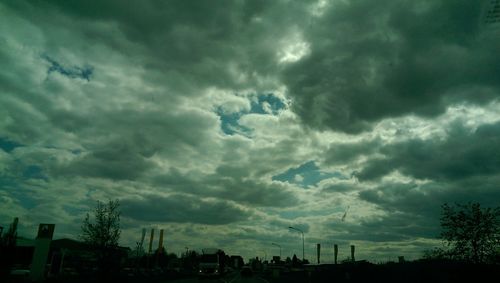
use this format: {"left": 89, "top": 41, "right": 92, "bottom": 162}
{"left": 289, "top": 226, "right": 304, "bottom": 261}
{"left": 334, "top": 244, "right": 338, "bottom": 264}
{"left": 272, "top": 243, "right": 282, "bottom": 258}
{"left": 302, "top": 233, "right": 304, "bottom": 262}
{"left": 317, "top": 243, "right": 321, "bottom": 264}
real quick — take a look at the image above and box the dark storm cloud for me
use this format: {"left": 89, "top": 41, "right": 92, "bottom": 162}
{"left": 152, "top": 168, "right": 299, "bottom": 208}
{"left": 359, "top": 182, "right": 443, "bottom": 217}
{"left": 211, "top": 177, "right": 299, "bottom": 207}
{"left": 324, "top": 139, "right": 382, "bottom": 166}
{"left": 323, "top": 210, "right": 439, "bottom": 243}
{"left": 354, "top": 174, "right": 500, "bottom": 241}
{"left": 5, "top": 0, "right": 292, "bottom": 94}
{"left": 283, "top": 0, "right": 500, "bottom": 133}
{"left": 352, "top": 121, "right": 500, "bottom": 242}
{"left": 56, "top": 142, "right": 154, "bottom": 181}
{"left": 359, "top": 176, "right": 500, "bottom": 215}
{"left": 358, "top": 121, "right": 500, "bottom": 181}
{"left": 48, "top": 106, "right": 219, "bottom": 180}
{"left": 121, "top": 194, "right": 251, "bottom": 225}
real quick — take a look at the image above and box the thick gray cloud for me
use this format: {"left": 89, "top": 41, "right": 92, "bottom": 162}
{"left": 50, "top": 107, "right": 219, "bottom": 180}
{"left": 283, "top": 0, "right": 500, "bottom": 133}
{"left": 121, "top": 194, "right": 251, "bottom": 225}
{"left": 324, "top": 139, "right": 382, "bottom": 166}
{"left": 56, "top": 142, "right": 155, "bottom": 181}
{"left": 4, "top": 0, "right": 290, "bottom": 95}
{"left": 354, "top": 175, "right": 500, "bottom": 245}
{"left": 359, "top": 176, "right": 500, "bottom": 215}
{"left": 151, "top": 167, "right": 299, "bottom": 207}
{"left": 358, "top": 121, "right": 500, "bottom": 181}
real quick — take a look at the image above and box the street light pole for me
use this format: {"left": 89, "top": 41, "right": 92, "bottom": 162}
{"left": 272, "top": 242, "right": 282, "bottom": 258}
{"left": 288, "top": 226, "right": 304, "bottom": 261}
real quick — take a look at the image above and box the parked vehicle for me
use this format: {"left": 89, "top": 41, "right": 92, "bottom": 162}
{"left": 198, "top": 248, "right": 226, "bottom": 278}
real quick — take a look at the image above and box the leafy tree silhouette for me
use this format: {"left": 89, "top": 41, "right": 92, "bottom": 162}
{"left": 81, "top": 199, "right": 121, "bottom": 278}
{"left": 440, "top": 202, "right": 500, "bottom": 263}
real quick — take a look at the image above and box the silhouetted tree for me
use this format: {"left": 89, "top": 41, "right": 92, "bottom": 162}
{"left": 440, "top": 202, "right": 500, "bottom": 263}
{"left": 0, "top": 218, "right": 18, "bottom": 276}
{"left": 81, "top": 199, "right": 121, "bottom": 277}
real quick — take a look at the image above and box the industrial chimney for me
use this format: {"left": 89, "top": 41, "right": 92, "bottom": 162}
{"left": 148, "top": 229, "right": 155, "bottom": 254}
{"left": 158, "top": 229, "right": 164, "bottom": 251}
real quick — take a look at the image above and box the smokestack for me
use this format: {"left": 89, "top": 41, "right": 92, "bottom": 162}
{"left": 12, "top": 217, "right": 19, "bottom": 233}
{"left": 141, "top": 228, "right": 146, "bottom": 247}
{"left": 148, "top": 229, "right": 155, "bottom": 254}
{"left": 334, "top": 244, "right": 338, "bottom": 264}
{"left": 350, "top": 245, "right": 355, "bottom": 262}
{"left": 158, "top": 229, "right": 164, "bottom": 250}
{"left": 317, "top": 244, "right": 321, "bottom": 264}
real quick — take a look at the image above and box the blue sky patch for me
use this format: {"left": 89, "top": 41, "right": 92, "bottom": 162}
{"left": 250, "top": 94, "right": 287, "bottom": 115}
{"left": 272, "top": 161, "right": 345, "bottom": 187}
{"left": 216, "top": 93, "right": 286, "bottom": 136}
{"left": 42, "top": 54, "right": 93, "bottom": 81}
{"left": 216, "top": 107, "right": 252, "bottom": 136}
{"left": 0, "top": 137, "right": 23, "bottom": 153}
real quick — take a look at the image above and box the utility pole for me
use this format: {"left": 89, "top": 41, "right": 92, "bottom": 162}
{"left": 272, "top": 243, "right": 282, "bottom": 258}
{"left": 288, "top": 226, "right": 305, "bottom": 261}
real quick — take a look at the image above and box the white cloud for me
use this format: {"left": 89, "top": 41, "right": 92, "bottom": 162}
{"left": 294, "top": 174, "right": 304, "bottom": 183}
{"left": 277, "top": 31, "right": 311, "bottom": 64}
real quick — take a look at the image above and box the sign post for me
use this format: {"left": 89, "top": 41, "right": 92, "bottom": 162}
{"left": 30, "top": 224, "right": 55, "bottom": 281}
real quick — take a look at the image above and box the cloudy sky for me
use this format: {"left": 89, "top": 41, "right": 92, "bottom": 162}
{"left": 1, "top": 0, "right": 500, "bottom": 262}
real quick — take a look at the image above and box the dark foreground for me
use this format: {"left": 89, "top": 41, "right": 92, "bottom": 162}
{"left": 5, "top": 261, "right": 500, "bottom": 283}
{"left": 261, "top": 261, "right": 500, "bottom": 283}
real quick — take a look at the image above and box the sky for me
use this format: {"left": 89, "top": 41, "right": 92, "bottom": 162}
{"left": 1, "top": 0, "right": 500, "bottom": 262}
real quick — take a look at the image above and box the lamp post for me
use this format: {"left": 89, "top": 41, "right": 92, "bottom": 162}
{"left": 288, "top": 226, "right": 304, "bottom": 261}
{"left": 272, "top": 243, "right": 282, "bottom": 258}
